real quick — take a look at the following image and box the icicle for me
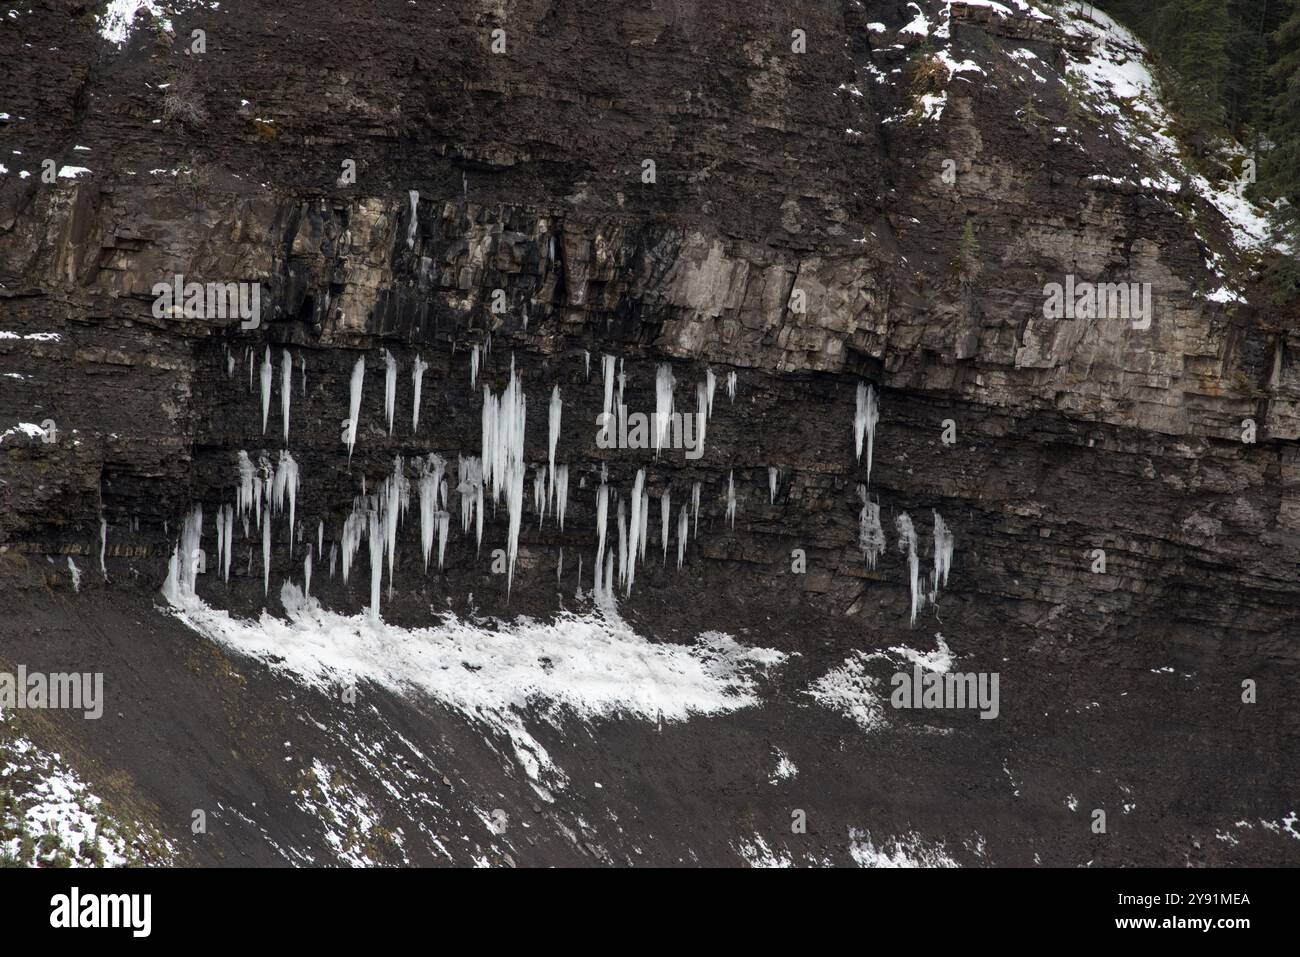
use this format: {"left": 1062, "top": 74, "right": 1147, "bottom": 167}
{"left": 384, "top": 349, "right": 398, "bottom": 435}
{"left": 406, "top": 189, "right": 419, "bottom": 249}
{"left": 931, "top": 511, "right": 954, "bottom": 602}
{"left": 856, "top": 485, "right": 885, "bottom": 570}
{"left": 617, "top": 497, "right": 628, "bottom": 590}
{"left": 300, "top": 351, "right": 307, "bottom": 398}
{"left": 584, "top": 351, "right": 591, "bottom": 381}
{"left": 479, "top": 366, "right": 527, "bottom": 594}
{"left": 224, "top": 506, "right": 234, "bottom": 582}
{"left": 262, "top": 511, "right": 271, "bottom": 597}
{"left": 216, "top": 504, "right": 225, "bottom": 583}
{"left": 178, "top": 505, "right": 202, "bottom": 596}
{"left": 548, "top": 385, "right": 562, "bottom": 504}
{"left": 237, "top": 451, "right": 255, "bottom": 520}
{"left": 601, "top": 354, "right": 616, "bottom": 420}
{"left": 533, "top": 465, "right": 546, "bottom": 526}
{"left": 855, "top": 383, "right": 880, "bottom": 481}
{"left": 317, "top": 519, "right": 324, "bottom": 559}
{"left": 419, "top": 458, "right": 439, "bottom": 572}
{"left": 99, "top": 516, "right": 108, "bottom": 579}
{"left": 692, "top": 481, "right": 701, "bottom": 537}
{"left": 696, "top": 381, "right": 709, "bottom": 454}
{"left": 226, "top": 348, "right": 235, "bottom": 378}
{"left": 896, "top": 513, "right": 921, "bottom": 626}
{"left": 555, "top": 465, "right": 569, "bottom": 531}
{"left": 706, "top": 367, "right": 717, "bottom": 418}
{"left": 726, "top": 471, "right": 737, "bottom": 528}
{"left": 654, "top": 364, "right": 675, "bottom": 455}
{"left": 304, "top": 549, "right": 312, "bottom": 597}
{"left": 411, "top": 354, "right": 428, "bottom": 433}
{"left": 329, "top": 542, "right": 338, "bottom": 579}
{"left": 626, "top": 471, "right": 644, "bottom": 595}
{"left": 437, "top": 510, "right": 449, "bottom": 569}
{"left": 726, "top": 370, "right": 737, "bottom": 402}
{"left": 470, "top": 344, "right": 480, "bottom": 390}
{"left": 281, "top": 349, "right": 292, "bottom": 443}
{"left": 595, "top": 480, "right": 609, "bottom": 576}
{"left": 768, "top": 466, "right": 779, "bottom": 504}
{"left": 368, "top": 506, "right": 383, "bottom": 621}
{"left": 272, "top": 451, "right": 299, "bottom": 558}
{"left": 660, "top": 488, "right": 670, "bottom": 561}
{"left": 677, "top": 505, "right": 689, "bottom": 569}
{"left": 260, "top": 346, "right": 272, "bottom": 435}
{"left": 557, "top": 546, "right": 563, "bottom": 582}
{"left": 639, "top": 490, "right": 649, "bottom": 563}
{"left": 346, "top": 356, "right": 364, "bottom": 462}
{"left": 162, "top": 546, "right": 179, "bottom": 604}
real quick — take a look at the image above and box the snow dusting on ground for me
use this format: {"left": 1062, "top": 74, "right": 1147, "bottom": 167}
{"left": 0, "top": 713, "right": 173, "bottom": 866}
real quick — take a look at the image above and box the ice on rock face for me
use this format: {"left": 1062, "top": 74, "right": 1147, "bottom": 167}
{"left": 480, "top": 365, "right": 527, "bottom": 595}
{"left": 272, "top": 451, "right": 299, "bottom": 558}
{"left": 367, "top": 507, "right": 383, "bottom": 621}
{"left": 602, "top": 354, "right": 616, "bottom": 421}
{"left": 856, "top": 485, "right": 886, "bottom": 570}
{"left": 661, "top": 488, "right": 670, "bottom": 561}
{"left": 616, "top": 497, "right": 628, "bottom": 590}
{"left": 457, "top": 455, "right": 484, "bottom": 551}
{"left": 260, "top": 347, "right": 272, "bottom": 435}
{"left": 548, "top": 385, "right": 562, "bottom": 503}
{"left": 215, "top": 504, "right": 226, "bottom": 585}
{"left": 225, "top": 506, "right": 234, "bottom": 582}
{"left": 411, "top": 354, "right": 428, "bottom": 433}
{"left": 406, "top": 190, "right": 419, "bottom": 249}
{"left": 677, "top": 504, "right": 689, "bottom": 570}
{"left": 768, "top": 466, "right": 779, "bottom": 504}
{"left": 654, "top": 364, "right": 675, "bottom": 455}
{"left": 896, "top": 513, "right": 921, "bottom": 627}
{"left": 237, "top": 451, "right": 255, "bottom": 519}
{"left": 533, "top": 465, "right": 546, "bottom": 526}
{"left": 696, "top": 381, "right": 709, "bottom": 455}
{"left": 437, "top": 510, "right": 450, "bottom": 569}
{"left": 300, "top": 351, "right": 307, "bottom": 397}
{"left": 262, "top": 509, "right": 272, "bottom": 598}
{"left": 726, "top": 370, "right": 737, "bottom": 402}
{"left": 706, "top": 367, "right": 717, "bottom": 418}
{"left": 931, "top": 511, "right": 954, "bottom": 602}
{"left": 554, "top": 464, "right": 569, "bottom": 531}
{"left": 854, "top": 383, "right": 880, "bottom": 481}
{"left": 281, "top": 349, "right": 292, "bottom": 443}
{"left": 346, "top": 356, "right": 364, "bottom": 462}
{"left": 384, "top": 349, "right": 398, "bottom": 436}
{"left": 639, "top": 491, "right": 649, "bottom": 562}
{"left": 692, "top": 481, "right": 701, "bottom": 537}
{"left": 595, "top": 480, "right": 609, "bottom": 577}
{"left": 626, "top": 471, "right": 644, "bottom": 595}
{"left": 329, "top": 542, "right": 337, "bottom": 579}
{"left": 726, "top": 471, "right": 737, "bottom": 528}
{"left": 418, "top": 457, "right": 441, "bottom": 572}
{"left": 164, "top": 504, "right": 203, "bottom": 601}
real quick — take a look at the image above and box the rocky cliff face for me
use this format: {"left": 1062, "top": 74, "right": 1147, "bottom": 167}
{"left": 0, "top": 0, "right": 1296, "bottom": 867}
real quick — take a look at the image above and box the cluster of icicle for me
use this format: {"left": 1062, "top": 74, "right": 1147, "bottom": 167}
{"left": 591, "top": 465, "right": 705, "bottom": 602}
{"left": 888, "top": 509, "right": 955, "bottom": 627}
